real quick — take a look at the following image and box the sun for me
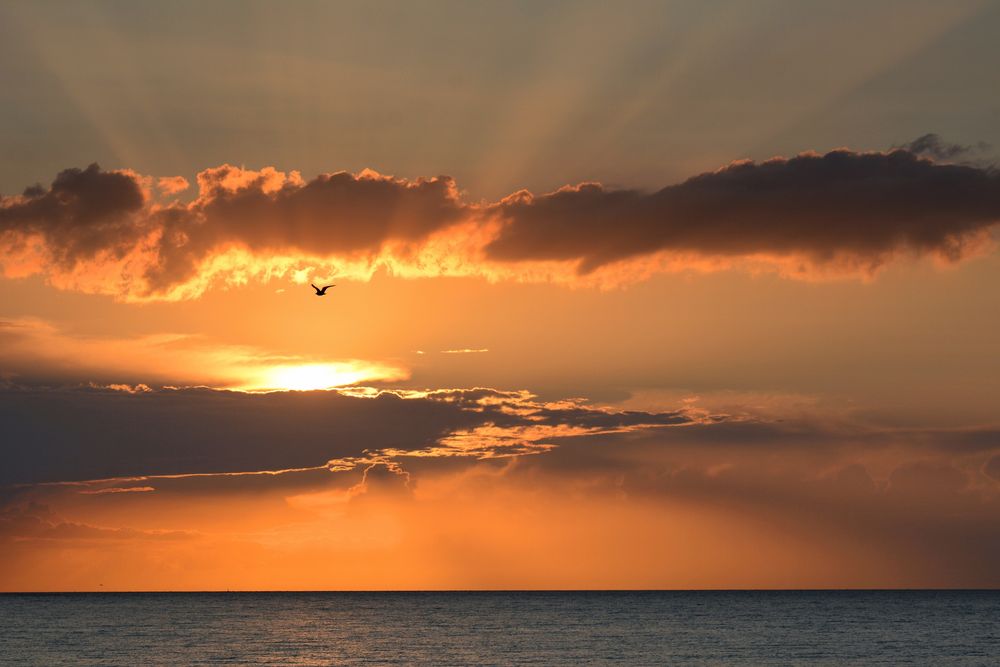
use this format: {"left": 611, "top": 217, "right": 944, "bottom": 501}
{"left": 243, "top": 362, "right": 404, "bottom": 392}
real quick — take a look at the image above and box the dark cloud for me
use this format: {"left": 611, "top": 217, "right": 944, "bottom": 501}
{"left": 529, "top": 405, "right": 691, "bottom": 429}
{"left": 0, "top": 386, "right": 695, "bottom": 486}
{"left": 899, "top": 133, "right": 991, "bottom": 162}
{"left": 0, "top": 387, "right": 478, "bottom": 485}
{"left": 0, "top": 164, "right": 146, "bottom": 268}
{"left": 486, "top": 148, "right": 1000, "bottom": 272}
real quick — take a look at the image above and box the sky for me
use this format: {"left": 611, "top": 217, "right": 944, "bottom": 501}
{"left": 1, "top": 0, "right": 999, "bottom": 591}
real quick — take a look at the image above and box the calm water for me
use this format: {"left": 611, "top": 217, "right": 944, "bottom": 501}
{"left": 1, "top": 591, "right": 997, "bottom": 665}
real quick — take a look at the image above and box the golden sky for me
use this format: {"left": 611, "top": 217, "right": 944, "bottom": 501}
{"left": 1, "top": 0, "right": 999, "bottom": 591}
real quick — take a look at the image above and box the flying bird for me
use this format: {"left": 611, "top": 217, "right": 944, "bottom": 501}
{"left": 311, "top": 283, "right": 336, "bottom": 296}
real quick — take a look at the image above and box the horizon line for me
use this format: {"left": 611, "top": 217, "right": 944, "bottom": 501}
{"left": 3, "top": 588, "right": 998, "bottom": 595}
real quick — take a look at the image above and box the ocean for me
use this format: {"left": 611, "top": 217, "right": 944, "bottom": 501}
{"left": 1, "top": 591, "right": 997, "bottom": 665}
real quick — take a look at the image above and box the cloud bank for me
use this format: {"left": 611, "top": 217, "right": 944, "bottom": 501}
{"left": 2, "top": 141, "right": 998, "bottom": 300}
{"left": 0, "top": 385, "right": 695, "bottom": 486}
{"left": 1, "top": 385, "right": 997, "bottom": 589}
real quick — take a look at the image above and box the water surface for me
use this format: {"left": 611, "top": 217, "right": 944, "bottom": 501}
{"left": 1, "top": 590, "right": 997, "bottom": 665}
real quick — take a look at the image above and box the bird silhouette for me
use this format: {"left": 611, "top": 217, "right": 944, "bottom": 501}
{"left": 311, "top": 283, "right": 336, "bottom": 296}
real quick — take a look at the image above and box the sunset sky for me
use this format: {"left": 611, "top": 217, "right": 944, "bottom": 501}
{"left": 2, "top": 0, "right": 999, "bottom": 591}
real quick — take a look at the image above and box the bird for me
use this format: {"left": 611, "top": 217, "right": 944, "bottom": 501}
{"left": 311, "top": 283, "right": 335, "bottom": 296}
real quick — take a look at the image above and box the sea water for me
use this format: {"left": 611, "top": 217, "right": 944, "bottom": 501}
{"left": 1, "top": 590, "right": 997, "bottom": 665}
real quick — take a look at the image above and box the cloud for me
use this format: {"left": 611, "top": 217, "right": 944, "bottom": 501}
{"left": 355, "top": 462, "right": 413, "bottom": 498}
{"left": 0, "top": 385, "right": 698, "bottom": 486}
{"left": 985, "top": 454, "right": 1000, "bottom": 483}
{"left": 0, "top": 164, "right": 148, "bottom": 284}
{"left": 1, "top": 164, "right": 466, "bottom": 300}
{"left": 486, "top": 149, "right": 1000, "bottom": 275}
{"left": 143, "top": 166, "right": 464, "bottom": 295}
{"left": 1, "top": 385, "right": 998, "bottom": 589}
{"left": 155, "top": 175, "right": 190, "bottom": 197}
{"left": 2, "top": 140, "right": 998, "bottom": 300}
{"left": 0, "top": 502, "right": 192, "bottom": 541}
{"left": 78, "top": 486, "right": 155, "bottom": 495}
{"left": 898, "top": 133, "right": 992, "bottom": 162}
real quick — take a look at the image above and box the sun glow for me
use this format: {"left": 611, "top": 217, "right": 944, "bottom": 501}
{"left": 242, "top": 362, "right": 407, "bottom": 392}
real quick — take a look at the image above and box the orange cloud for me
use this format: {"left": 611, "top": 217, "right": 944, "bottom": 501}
{"left": 155, "top": 175, "right": 190, "bottom": 197}
{"left": 2, "top": 144, "right": 998, "bottom": 301}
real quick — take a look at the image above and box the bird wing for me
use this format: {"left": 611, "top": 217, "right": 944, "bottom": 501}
{"left": 310, "top": 283, "right": 319, "bottom": 291}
